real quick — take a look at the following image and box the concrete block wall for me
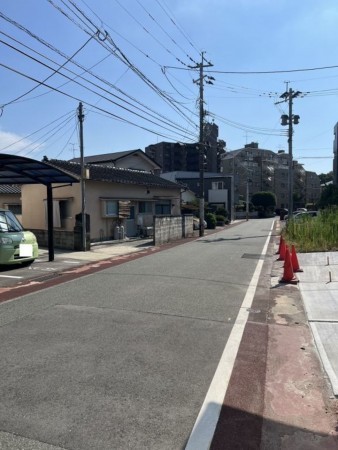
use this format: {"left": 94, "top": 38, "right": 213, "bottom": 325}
{"left": 154, "top": 215, "right": 194, "bottom": 245}
{"left": 32, "top": 229, "right": 75, "bottom": 250}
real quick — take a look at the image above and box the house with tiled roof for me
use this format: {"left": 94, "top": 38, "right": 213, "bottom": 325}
{"left": 0, "top": 184, "right": 22, "bottom": 217}
{"left": 70, "top": 149, "right": 161, "bottom": 174}
{"left": 21, "top": 159, "right": 182, "bottom": 248}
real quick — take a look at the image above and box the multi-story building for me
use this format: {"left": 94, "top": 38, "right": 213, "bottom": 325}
{"left": 145, "top": 122, "right": 226, "bottom": 173}
{"left": 305, "top": 171, "right": 322, "bottom": 206}
{"left": 221, "top": 142, "right": 320, "bottom": 209}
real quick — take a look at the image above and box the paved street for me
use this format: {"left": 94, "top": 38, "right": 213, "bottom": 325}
{"left": 0, "top": 219, "right": 273, "bottom": 449}
{"left": 1, "top": 219, "right": 337, "bottom": 450}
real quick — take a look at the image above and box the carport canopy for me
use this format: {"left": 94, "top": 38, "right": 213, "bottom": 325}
{"left": 0, "top": 153, "right": 79, "bottom": 261}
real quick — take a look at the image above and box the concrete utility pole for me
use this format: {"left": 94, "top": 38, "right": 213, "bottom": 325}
{"left": 78, "top": 102, "right": 86, "bottom": 251}
{"left": 278, "top": 88, "right": 301, "bottom": 218}
{"left": 190, "top": 52, "right": 213, "bottom": 236}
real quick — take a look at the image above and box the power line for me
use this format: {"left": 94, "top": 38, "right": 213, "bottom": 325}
{"left": 164, "top": 64, "right": 338, "bottom": 74}
{"left": 154, "top": 0, "right": 200, "bottom": 56}
{"left": 0, "top": 61, "right": 198, "bottom": 142}
{"left": 0, "top": 110, "right": 75, "bottom": 151}
{"left": 1, "top": 33, "right": 95, "bottom": 107}
{"left": 0, "top": 28, "right": 198, "bottom": 137}
{"left": 209, "top": 112, "right": 287, "bottom": 136}
{"left": 134, "top": 0, "right": 198, "bottom": 65}
{"left": 44, "top": 1, "right": 199, "bottom": 127}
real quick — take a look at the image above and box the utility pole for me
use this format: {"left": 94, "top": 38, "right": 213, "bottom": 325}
{"left": 278, "top": 88, "right": 301, "bottom": 218}
{"left": 190, "top": 52, "right": 213, "bottom": 236}
{"left": 78, "top": 102, "right": 86, "bottom": 251}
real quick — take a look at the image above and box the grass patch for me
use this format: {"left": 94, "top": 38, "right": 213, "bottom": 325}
{"left": 282, "top": 208, "right": 338, "bottom": 252}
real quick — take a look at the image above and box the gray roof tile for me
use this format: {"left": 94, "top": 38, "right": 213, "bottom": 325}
{"left": 47, "top": 159, "right": 180, "bottom": 189}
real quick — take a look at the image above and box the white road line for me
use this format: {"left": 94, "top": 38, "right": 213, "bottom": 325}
{"left": 0, "top": 275, "right": 23, "bottom": 279}
{"left": 185, "top": 221, "right": 274, "bottom": 450}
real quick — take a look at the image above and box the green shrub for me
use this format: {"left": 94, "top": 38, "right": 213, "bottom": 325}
{"left": 215, "top": 208, "right": 228, "bottom": 218}
{"left": 205, "top": 212, "right": 217, "bottom": 229}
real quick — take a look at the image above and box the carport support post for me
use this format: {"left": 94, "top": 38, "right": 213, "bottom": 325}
{"left": 47, "top": 183, "right": 54, "bottom": 262}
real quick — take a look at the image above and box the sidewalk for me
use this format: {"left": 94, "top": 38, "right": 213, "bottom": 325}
{"left": 297, "top": 251, "right": 338, "bottom": 396}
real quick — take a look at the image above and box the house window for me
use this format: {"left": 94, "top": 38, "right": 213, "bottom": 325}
{"left": 4, "top": 203, "right": 22, "bottom": 215}
{"left": 138, "top": 201, "right": 152, "bottom": 213}
{"left": 59, "top": 200, "right": 72, "bottom": 227}
{"left": 212, "top": 181, "right": 224, "bottom": 190}
{"left": 155, "top": 201, "right": 171, "bottom": 215}
{"left": 102, "top": 200, "right": 118, "bottom": 217}
{"left": 44, "top": 199, "right": 72, "bottom": 228}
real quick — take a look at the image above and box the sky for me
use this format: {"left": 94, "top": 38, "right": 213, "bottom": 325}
{"left": 1, "top": 0, "right": 337, "bottom": 175}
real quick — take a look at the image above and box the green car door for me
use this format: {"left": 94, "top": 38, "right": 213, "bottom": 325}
{"left": 0, "top": 208, "right": 39, "bottom": 265}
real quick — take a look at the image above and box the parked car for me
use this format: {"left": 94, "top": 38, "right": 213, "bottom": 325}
{"left": 0, "top": 208, "right": 39, "bottom": 266}
{"left": 193, "top": 217, "right": 207, "bottom": 230}
{"left": 285, "top": 211, "right": 319, "bottom": 222}
{"left": 295, "top": 208, "right": 307, "bottom": 213}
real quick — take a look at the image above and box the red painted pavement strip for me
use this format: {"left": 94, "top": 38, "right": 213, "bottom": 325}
{"left": 210, "top": 321, "right": 268, "bottom": 449}
{"left": 0, "top": 243, "right": 174, "bottom": 303}
{"left": 0, "top": 227, "right": 228, "bottom": 304}
{"left": 210, "top": 224, "right": 338, "bottom": 449}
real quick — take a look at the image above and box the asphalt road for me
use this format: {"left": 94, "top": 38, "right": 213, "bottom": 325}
{"left": 0, "top": 218, "right": 275, "bottom": 450}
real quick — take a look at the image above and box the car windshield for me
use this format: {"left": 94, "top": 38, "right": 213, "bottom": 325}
{"left": 0, "top": 210, "right": 24, "bottom": 232}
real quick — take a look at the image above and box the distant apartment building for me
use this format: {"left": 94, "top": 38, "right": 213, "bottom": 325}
{"left": 305, "top": 171, "right": 322, "bottom": 205}
{"left": 145, "top": 122, "right": 226, "bottom": 173}
{"left": 221, "top": 142, "right": 320, "bottom": 209}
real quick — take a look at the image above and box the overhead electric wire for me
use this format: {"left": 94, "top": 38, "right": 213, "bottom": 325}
{"left": 76, "top": 0, "right": 197, "bottom": 100}
{"left": 0, "top": 37, "right": 197, "bottom": 138}
{"left": 161, "top": 68, "right": 194, "bottom": 100}
{"left": 164, "top": 63, "right": 338, "bottom": 75}
{"left": 76, "top": 0, "right": 163, "bottom": 68}
{"left": 3, "top": 113, "right": 76, "bottom": 156}
{"left": 0, "top": 110, "right": 75, "bottom": 152}
{"left": 1, "top": 32, "right": 95, "bottom": 107}
{"left": 209, "top": 112, "right": 287, "bottom": 136}
{"left": 154, "top": 0, "right": 200, "bottom": 56}
{"left": 134, "top": 0, "right": 198, "bottom": 65}
{"left": 0, "top": 27, "right": 193, "bottom": 132}
{"left": 0, "top": 61, "right": 198, "bottom": 142}
{"left": 23, "top": 115, "right": 76, "bottom": 157}
{"left": 55, "top": 122, "right": 78, "bottom": 158}
{"left": 112, "top": 0, "right": 191, "bottom": 67}
{"left": 0, "top": 22, "right": 198, "bottom": 137}
{"left": 44, "top": 1, "right": 198, "bottom": 127}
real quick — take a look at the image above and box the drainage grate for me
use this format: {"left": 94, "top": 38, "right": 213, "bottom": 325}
{"left": 241, "top": 253, "right": 267, "bottom": 260}
{"left": 32, "top": 273, "right": 62, "bottom": 282}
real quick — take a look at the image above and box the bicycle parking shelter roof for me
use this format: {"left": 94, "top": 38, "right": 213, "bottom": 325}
{"left": 0, "top": 154, "right": 79, "bottom": 185}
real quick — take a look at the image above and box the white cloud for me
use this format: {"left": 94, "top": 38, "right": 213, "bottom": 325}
{"left": 0, "top": 130, "right": 44, "bottom": 155}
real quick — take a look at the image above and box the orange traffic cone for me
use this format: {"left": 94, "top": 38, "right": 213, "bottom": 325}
{"left": 291, "top": 245, "right": 303, "bottom": 272}
{"left": 276, "top": 235, "right": 284, "bottom": 254}
{"left": 280, "top": 247, "right": 298, "bottom": 284}
{"left": 277, "top": 237, "right": 286, "bottom": 261}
